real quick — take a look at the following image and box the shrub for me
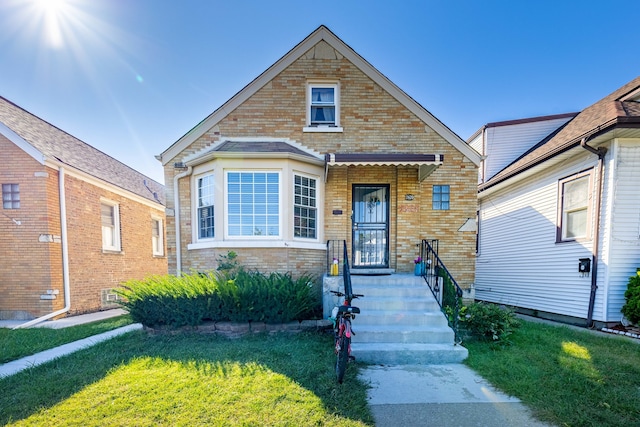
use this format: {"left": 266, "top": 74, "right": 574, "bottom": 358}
{"left": 621, "top": 271, "right": 640, "bottom": 324}
{"left": 115, "top": 269, "right": 319, "bottom": 328}
{"left": 459, "top": 302, "right": 520, "bottom": 343}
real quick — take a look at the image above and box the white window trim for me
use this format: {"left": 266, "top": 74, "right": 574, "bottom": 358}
{"left": 224, "top": 170, "right": 282, "bottom": 240}
{"left": 557, "top": 170, "right": 592, "bottom": 242}
{"left": 100, "top": 199, "right": 121, "bottom": 252}
{"left": 304, "top": 82, "right": 343, "bottom": 132}
{"left": 195, "top": 172, "right": 215, "bottom": 242}
{"left": 293, "top": 172, "right": 318, "bottom": 241}
{"left": 151, "top": 216, "right": 164, "bottom": 256}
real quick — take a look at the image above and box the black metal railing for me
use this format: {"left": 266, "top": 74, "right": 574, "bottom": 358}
{"left": 418, "top": 239, "right": 464, "bottom": 343}
{"left": 342, "top": 240, "right": 353, "bottom": 299}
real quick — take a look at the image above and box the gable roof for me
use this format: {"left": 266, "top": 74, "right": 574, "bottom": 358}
{"left": 480, "top": 76, "right": 640, "bottom": 192}
{"left": 0, "top": 96, "right": 165, "bottom": 205}
{"left": 158, "top": 25, "right": 481, "bottom": 167}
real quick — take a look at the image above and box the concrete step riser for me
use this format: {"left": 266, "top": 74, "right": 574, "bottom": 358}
{"left": 356, "top": 299, "right": 440, "bottom": 312}
{"left": 353, "top": 287, "right": 433, "bottom": 299}
{"left": 351, "top": 344, "right": 468, "bottom": 365}
{"left": 355, "top": 313, "right": 449, "bottom": 327}
{"left": 353, "top": 329, "right": 454, "bottom": 344}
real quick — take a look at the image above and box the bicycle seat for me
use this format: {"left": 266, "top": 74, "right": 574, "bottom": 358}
{"left": 338, "top": 305, "right": 360, "bottom": 314}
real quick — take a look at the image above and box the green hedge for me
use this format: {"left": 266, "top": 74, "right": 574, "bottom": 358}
{"left": 115, "top": 270, "right": 320, "bottom": 328}
{"left": 459, "top": 302, "right": 520, "bottom": 344}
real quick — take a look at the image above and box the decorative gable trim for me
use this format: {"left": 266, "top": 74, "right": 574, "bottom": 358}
{"left": 158, "top": 26, "right": 481, "bottom": 167}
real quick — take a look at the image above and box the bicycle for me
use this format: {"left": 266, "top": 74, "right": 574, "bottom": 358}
{"left": 330, "top": 289, "right": 363, "bottom": 383}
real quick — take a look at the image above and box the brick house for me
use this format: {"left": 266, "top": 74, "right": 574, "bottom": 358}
{"left": 0, "top": 96, "right": 167, "bottom": 323}
{"left": 157, "top": 26, "right": 480, "bottom": 293}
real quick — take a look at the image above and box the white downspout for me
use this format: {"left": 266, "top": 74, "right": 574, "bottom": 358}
{"left": 173, "top": 166, "right": 192, "bottom": 276}
{"left": 14, "top": 166, "right": 71, "bottom": 329}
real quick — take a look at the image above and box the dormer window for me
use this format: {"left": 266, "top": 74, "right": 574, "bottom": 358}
{"left": 304, "top": 83, "right": 343, "bottom": 132}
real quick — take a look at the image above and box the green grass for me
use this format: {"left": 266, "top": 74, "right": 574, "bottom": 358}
{"left": 0, "top": 330, "right": 373, "bottom": 426}
{"left": 0, "top": 315, "right": 133, "bottom": 363}
{"left": 464, "top": 320, "right": 640, "bottom": 427}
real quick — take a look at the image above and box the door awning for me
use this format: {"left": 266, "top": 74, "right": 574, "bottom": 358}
{"left": 324, "top": 153, "right": 444, "bottom": 181}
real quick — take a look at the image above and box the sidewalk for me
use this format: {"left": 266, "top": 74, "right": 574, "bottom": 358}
{"left": 359, "top": 364, "right": 553, "bottom": 427}
{"left": 0, "top": 309, "right": 142, "bottom": 378}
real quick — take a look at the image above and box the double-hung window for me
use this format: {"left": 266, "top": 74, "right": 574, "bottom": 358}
{"left": 198, "top": 174, "right": 215, "bottom": 239}
{"left": 558, "top": 172, "right": 591, "bottom": 241}
{"left": 227, "top": 172, "right": 279, "bottom": 237}
{"left": 101, "top": 201, "right": 121, "bottom": 251}
{"left": 294, "top": 174, "right": 317, "bottom": 239}
{"left": 306, "top": 83, "right": 340, "bottom": 130}
{"left": 2, "top": 183, "right": 19, "bottom": 209}
{"left": 152, "top": 217, "right": 164, "bottom": 256}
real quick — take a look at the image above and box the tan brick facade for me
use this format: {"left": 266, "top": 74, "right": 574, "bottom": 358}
{"left": 0, "top": 135, "right": 167, "bottom": 320}
{"left": 162, "top": 37, "right": 477, "bottom": 289}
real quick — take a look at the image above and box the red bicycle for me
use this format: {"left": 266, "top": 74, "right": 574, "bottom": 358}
{"left": 330, "top": 289, "right": 363, "bottom": 383}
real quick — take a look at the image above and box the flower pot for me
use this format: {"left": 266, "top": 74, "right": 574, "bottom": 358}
{"left": 414, "top": 262, "right": 425, "bottom": 276}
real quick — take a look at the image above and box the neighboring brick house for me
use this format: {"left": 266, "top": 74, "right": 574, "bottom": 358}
{"left": 157, "top": 26, "right": 480, "bottom": 290}
{"left": 0, "top": 96, "right": 167, "bottom": 323}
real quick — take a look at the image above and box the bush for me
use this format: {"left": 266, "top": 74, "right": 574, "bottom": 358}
{"left": 115, "top": 269, "right": 320, "bottom": 328}
{"left": 621, "top": 271, "right": 640, "bottom": 324}
{"left": 459, "top": 302, "right": 520, "bottom": 343}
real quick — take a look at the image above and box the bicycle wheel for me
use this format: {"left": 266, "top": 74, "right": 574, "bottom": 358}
{"left": 336, "top": 334, "right": 349, "bottom": 383}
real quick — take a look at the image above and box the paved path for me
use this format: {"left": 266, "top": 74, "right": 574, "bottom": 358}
{"left": 359, "top": 364, "right": 553, "bottom": 427}
{"left": 0, "top": 323, "right": 142, "bottom": 378}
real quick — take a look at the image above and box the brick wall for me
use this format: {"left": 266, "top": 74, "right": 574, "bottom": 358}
{"left": 1, "top": 135, "right": 168, "bottom": 319}
{"left": 163, "top": 41, "right": 477, "bottom": 289}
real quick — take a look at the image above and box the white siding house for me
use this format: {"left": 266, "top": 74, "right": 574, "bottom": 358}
{"left": 468, "top": 113, "right": 577, "bottom": 184}
{"left": 473, "top": 77, "right": 640, "bottom": 326}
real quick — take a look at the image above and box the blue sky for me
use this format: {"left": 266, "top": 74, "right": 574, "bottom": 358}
{"left": 1, "top": 0, "right": 638, "bottom": 184}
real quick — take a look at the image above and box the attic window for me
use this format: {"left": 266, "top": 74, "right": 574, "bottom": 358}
{"left": 304, "top": 83, "right": 343, "bottom": 132}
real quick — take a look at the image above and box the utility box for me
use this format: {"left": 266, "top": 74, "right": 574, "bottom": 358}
{"left": 579, "top": 258, "right": 591, "bottom": 273}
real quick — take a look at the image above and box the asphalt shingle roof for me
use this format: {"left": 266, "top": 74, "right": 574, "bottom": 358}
{"left": 0, "top": 96, "right": 164, "bottom": 205}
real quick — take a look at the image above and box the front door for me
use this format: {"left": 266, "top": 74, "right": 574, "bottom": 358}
{"left": 352, "top": 185, "right": 389, "bottom": 268}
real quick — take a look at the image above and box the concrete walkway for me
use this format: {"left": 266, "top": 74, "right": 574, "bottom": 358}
{"left": 359, "top": 364, "right": 553, "bottom": 427}
{"left": 0, "top": 309, "right": 142, "bottom": 378}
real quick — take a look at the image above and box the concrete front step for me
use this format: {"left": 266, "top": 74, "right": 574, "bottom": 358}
{"left": 356, "top": 311, "right": 450, "bottom": 327}
{"left": 353, "top": 324, "right": 454, "bottom": 344}
{"left": 351, "top": 342, "right": 468, "bottom": 365}
{"left": 356, "top": 296, "right": 440, "bottom": 312}
{"left": 345, "top": 273, "right": 466, "bottom": 364}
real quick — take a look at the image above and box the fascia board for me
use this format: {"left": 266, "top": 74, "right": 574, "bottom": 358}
{"left": 1, "top": 121, "right": 45, "bottom": 165}
{"left": 44, "top": 159, "right": 165, "bottom": 209}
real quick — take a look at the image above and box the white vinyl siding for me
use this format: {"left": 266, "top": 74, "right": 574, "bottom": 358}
{"left": 603, "top": 141, "right": 640, "bottom": 320}
{"left": 480, "top": 117, "right": 574, "bottom": 183}
{"left": 476, "top": 151, "right": 597, "bottom": 320}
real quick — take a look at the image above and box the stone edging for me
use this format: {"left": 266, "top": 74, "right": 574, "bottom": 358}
{"left": 144, "top": 319, "right": 333, "bottom": 338}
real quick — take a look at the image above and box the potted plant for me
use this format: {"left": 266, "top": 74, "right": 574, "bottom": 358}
{"left": 414, "top": 257, "right": 424, "bottom": 276}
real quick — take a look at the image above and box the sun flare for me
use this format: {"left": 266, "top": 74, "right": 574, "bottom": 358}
{"left": 32, "top": 0, "right": 74, "bottom": 48}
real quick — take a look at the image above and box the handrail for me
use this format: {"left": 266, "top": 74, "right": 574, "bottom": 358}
{"left": 418, "top": 239, "right": 464, "bottom": 343}
{"left": 343, "top": 240, "right": 353, "bottom": 299}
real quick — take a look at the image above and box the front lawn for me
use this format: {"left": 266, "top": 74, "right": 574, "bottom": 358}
{"left": 0, "top": 330, "right": 373, "bottom": 426}
{"left": 464, "top": 320, "right": 640, "bottom": 427}
{"left": 0, "top": 315, "right": 133, "bottom": 363}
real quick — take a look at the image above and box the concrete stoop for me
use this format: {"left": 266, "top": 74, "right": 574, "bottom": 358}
{"left": 348, "top": 274, "right": 467, "bottom": 364}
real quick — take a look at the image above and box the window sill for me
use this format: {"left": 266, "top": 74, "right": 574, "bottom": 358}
{"left": 102, "top": 249, "right": 123, "bottom": 255}
{"left": 188, "top": 240, "right": 326, "bottom": 251}
{"left": 303, "top": 126, "right": 343, "bottom": 133}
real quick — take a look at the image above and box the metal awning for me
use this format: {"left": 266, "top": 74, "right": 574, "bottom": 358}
{"left": 325, "top": 153, "right": 444, "bottom": 181}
